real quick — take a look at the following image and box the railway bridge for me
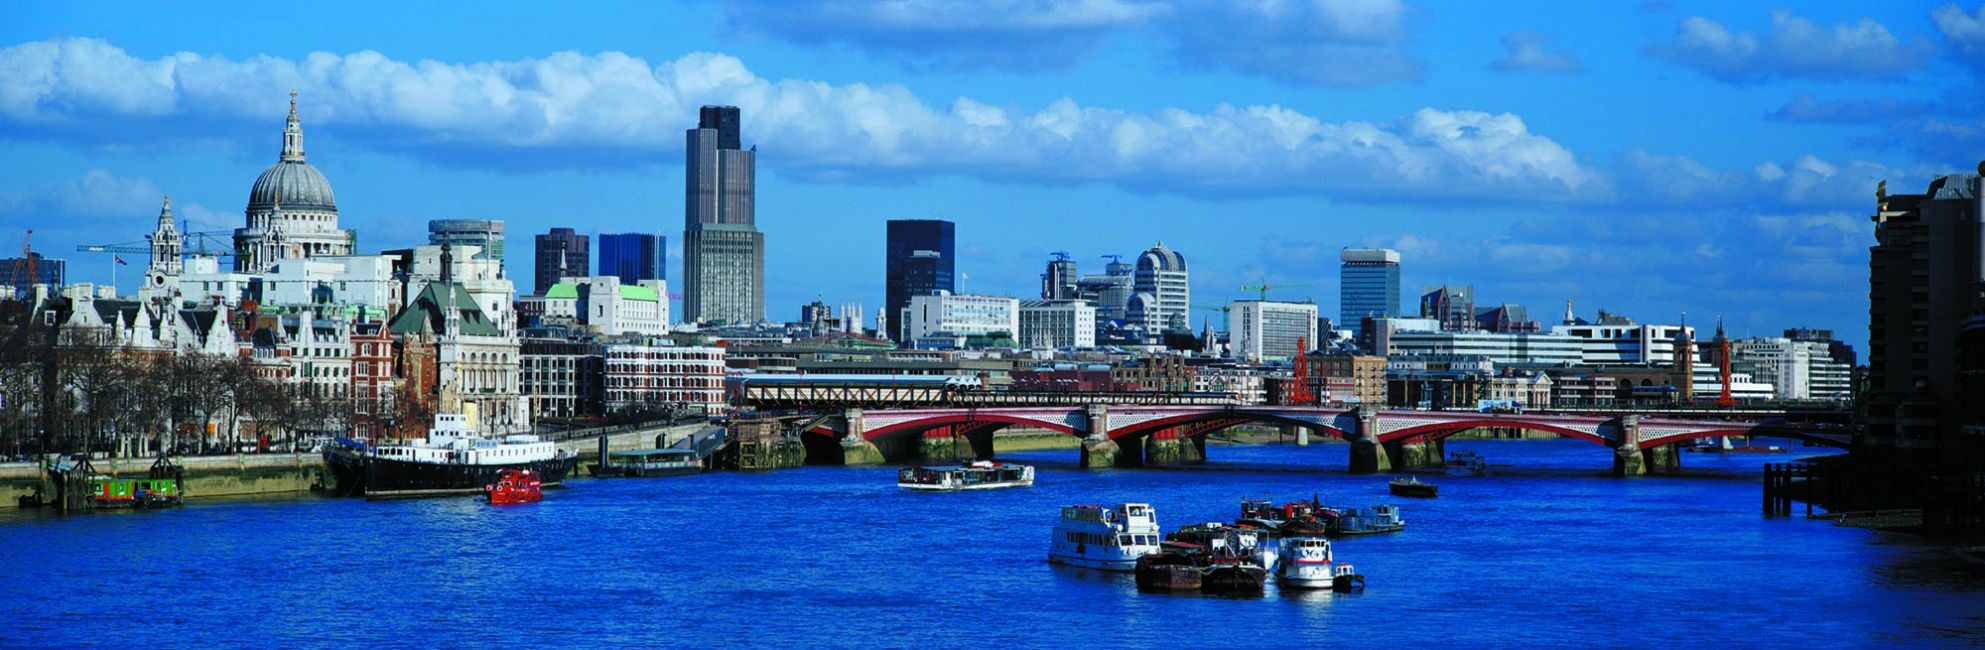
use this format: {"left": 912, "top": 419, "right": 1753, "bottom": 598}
{"left": 791, "top": 405, "right": 1851, "bottom": 476}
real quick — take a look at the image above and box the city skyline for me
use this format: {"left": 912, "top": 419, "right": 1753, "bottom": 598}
{"left": 6, "top": 2, "right": 1979, "bottom": 350}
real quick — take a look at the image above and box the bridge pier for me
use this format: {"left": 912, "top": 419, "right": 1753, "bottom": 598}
{"left": 919, "top": 427, "right": 957, "bottom": 461}
{"left": 1612, "top": 415, "right": 1644, "bottom": 477}
{"left": 1143, "top": 428, "right": 1207, "bottom": 466}
{"left": 1644, "top": 442, "right": 1682, "bottom": 474}
{"left": 963, "top": 426, "right": 996, "bottom": 460}
{"left": 838, "top": 408, "right": 886, "bottom": 466}
{"left": 1387, "top": 435, "right": 1444, "bottom": 470}
{"left": 1290, "top": 425, "right": 1308, "bottom": 447}
{"left": 1083, "top": 435, "right": 1124, "bottom": 468}
{"left": 1348, "top": 406, "right": 1390, "bottom": 473}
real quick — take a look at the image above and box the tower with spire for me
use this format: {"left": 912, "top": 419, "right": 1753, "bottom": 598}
{"left": 140, "top": 195, "right": 183, "bottom": 305}
{"left": 234, "top": 91, "right": 352, "bottom": 273}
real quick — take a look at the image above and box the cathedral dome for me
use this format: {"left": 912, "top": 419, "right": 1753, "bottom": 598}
{"left": 246, "top": 93, "right": 337, "bottom": 213}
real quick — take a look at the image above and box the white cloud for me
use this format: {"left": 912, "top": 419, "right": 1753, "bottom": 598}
{"left": 1934, "top": 3, "right": 1985, "bottom": 62}
{"left": 1619, "top": 150, "right": 1917, "bottom": 209}
{"left": 0, "top": 37, "right": 1597, "bottom": 202}
{"left": 1158, "top": 0, "right": 1423, "bottom": 87}
{"left": 1647, "top": 9, "right": 1931, "bottom": 83}
{"left": 1488, "top": 30, "right": 1584, "bottom": 74}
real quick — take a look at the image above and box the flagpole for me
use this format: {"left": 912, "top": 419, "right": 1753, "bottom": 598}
{"left": 110, "top": 256, "right": 116, "bottom": 297}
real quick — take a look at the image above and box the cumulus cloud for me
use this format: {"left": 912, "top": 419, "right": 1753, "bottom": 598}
{"left": 722, "top": 0, "right": 1424, "bottom": 86}
{"left": 1488, "top": 30, "right": 1583, "bottom": 74}
{"left": 1647, "top": 9, "right": 1931, "bottom": 83}
{"left": 0, "top": 37, "right": 1596, "bottom": 201}
{"left": 1933, "top": 3, "right": 1985, "bottom": 63}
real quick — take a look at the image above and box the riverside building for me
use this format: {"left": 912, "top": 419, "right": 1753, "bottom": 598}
{"left": 1228, "top": 300, "right": 1319, "bottom": 362}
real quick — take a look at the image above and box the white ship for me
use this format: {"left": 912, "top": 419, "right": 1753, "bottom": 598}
{"left": 326, "top": 413, "right": 577, "bottom": 498}
{"left": 1047, "top": 503, "right": 1163, "bottom": 571}
{"left": 897, "top": 461, "right": 1034, "bottom": 491}
{"left": 1276, "top": 528, "right": 1364, "bottom": 591}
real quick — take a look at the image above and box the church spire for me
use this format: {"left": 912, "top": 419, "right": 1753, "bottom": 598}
{"left": 281, "top": 90, "right": 306, "bottom": 162}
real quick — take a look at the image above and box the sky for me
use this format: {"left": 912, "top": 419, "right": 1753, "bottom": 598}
{"left": 4, "top": 1, "right": 1981, "bottom": 353}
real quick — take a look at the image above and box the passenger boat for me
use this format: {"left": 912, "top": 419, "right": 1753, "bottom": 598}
{"left": 1134, "top": 543, "right": 1205, "bottom": 592}
{"left": 1277, "top": 521, "right": 1365, "bottom": 591}
{"left": 898, "top": 460, "right": 1034, "bottom": 491}
{"left": 590, "top": 449, "right": 702, "bottom": 478}
{"left": 1445, "top": 451, "right": 1487, "bottom": 476}
{"left": 88, "top": 476, "right": 182, "bottom": 509}
{"left": 485, "top": 469, "right": 542, "bottom": 504}
{"left": 325, "top": 413, "right": 579, "bottom": 498}
{"left": 1388, "top": 476, "right": 1439, "bottom": 498}
{"left": 1047, "top": 503, "right": 1163, "bottom": 571}
{"left": 1329, "top": 505, "right": 1406, "bottom": 535}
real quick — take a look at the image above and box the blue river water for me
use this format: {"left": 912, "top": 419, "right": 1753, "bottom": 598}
{"left": 4, "top": 438, "right": 1984, "bottom": 649}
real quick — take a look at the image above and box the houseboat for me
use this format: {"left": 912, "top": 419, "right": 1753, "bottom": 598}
{"left": 1329, "top": 505, "right": 1406, "bottom": 535}
{"left": 591, "top": 449, "right": 703, "bottom": 478}
{"left": 1047, "top": 503, "right": 1163, "bottom": 571}
{"left": 1389, "top": 476, "right": 1439, "bottom": 498}
{"left": 1277, "top": 521, "right": 1364, "bottom": 591}
{"left": 1446, "top": 451, "right": 1488, "bottom": 476}
{"left": 89, "top": 476, "right": 182, "bottom": 509}
{"left": 325, "top": 412, "right": 579, "bottom": 498}
{"left": 1134, "top": 544, "right": 1205, "bottom": 592}
{"left": 898, "top": 461, "right": 1034, "bottom": 491}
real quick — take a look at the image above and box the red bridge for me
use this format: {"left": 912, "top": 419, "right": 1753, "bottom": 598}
{"left": 793, "top": 405, "right": 1850, "bottom": 475}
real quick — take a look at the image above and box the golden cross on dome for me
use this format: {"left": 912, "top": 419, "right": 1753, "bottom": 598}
{"left": 289, "top": 89, "right": 297, "bottom": 113}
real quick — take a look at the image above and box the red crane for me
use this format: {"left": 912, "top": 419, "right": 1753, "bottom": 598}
{"left": 5, "top": 230, "right": 32, "bottom": 299}
{"left": 1288, "top": 336, "right": 1316, "bottom": 405}
{"left": 1714, "top": 318, "right": 1735, "bottom": 408}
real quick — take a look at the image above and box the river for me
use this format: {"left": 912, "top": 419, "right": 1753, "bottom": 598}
{"left": 3, "top": 438, "right": 1982, "bottom": 648}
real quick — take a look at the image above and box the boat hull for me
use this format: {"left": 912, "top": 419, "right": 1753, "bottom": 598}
{"left": 899, "top": 479, "right": 1032, "bottom": 491}
{"left": 1389, "top": 484, "right": 1438, "bottom": 498}
{"left": 327, "top": 451, "right": 578, "bottom": 499}
{"left": 1202, "top": 564, "right": 1268, "bottom": 594}
{"left": 1046, "top": 553, "right": 1143, "bottom": 572}
{"left": 588, "top": 463, "right": 702, "bottom": 478}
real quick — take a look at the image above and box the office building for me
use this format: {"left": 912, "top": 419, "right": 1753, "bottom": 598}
{"left": 598, "top": 232, "right": 666, "bottom": 285}
{"left": 1, "top": 253, "right": 64, "bottom": 299}
{"left": 428, "top": 219, "right": 505, "bottom": 261}
{"left": 1019, "top": 299, "right": 1097, "bottom": 349}
{"left": 540, "top": 275, "right": 670, "bottom": 336}
{"left": 534, "top": 227, "right": 588, "bottom": 295}
{"left": 1042, "top": 253, "right": 1077, "bottom": 300}
{"left": 1385, "top": 330, "right": 1583, "bottom": 366}
{"left": 1339, "top": 248, "right": 1400, "bottom": 338}
{"left": 1228, "top": 300, "right": 1319, "bottom": 362}
{"left": 1549, "top": 316, "right": 1694, "bottom": 366}
{"left": 902, "top": 292, "right": 1019, "bottom": 348}
{"left": 1867, "top": 169, "right": 1985, "bottom": 454}
{"left": 683, "top": 105, "right": 764, "bottom": 324}
{"left": 1132, "top": 242, "right": 1189, "bottom": 337}
{"left": 885, "top": 219, "right": 955, "bottom": 341}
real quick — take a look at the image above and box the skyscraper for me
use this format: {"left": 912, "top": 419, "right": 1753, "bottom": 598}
{"left": 1340, "top": 248, "right": 1400, "bottom": 339}
{"left": 885, "top": 219, "right": 955, "bottom": 341}
{"left": 428, "top": 219, "right": 505, "bottom": 261}
{"left": 1132, "top": 242, "right": 1189, "bottom": 338}
{"left": 598, "top": 232, "right": 666, "bottom": 285}
{"left": 533, "top": 227, "right": 588, "bottom": 295}
{"left": 1042, "top": 252, "right": 1077, "bottom": 300}
{"left": 683, "top": 105, "right": 763, "bottom": 324}
{"left": 1867, "top": 169, "right": 1984, "bottom": 457}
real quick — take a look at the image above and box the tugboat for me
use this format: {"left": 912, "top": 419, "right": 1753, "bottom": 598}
{"left": 1388, "top": 476, "right": 1439, "bottom": 498}
{"left": 325, "top": 412, "right": 579, "bottom": 498}
{"left": 1445, "top": 450, "right": 1487, "bottom": 476}
{"left": 484, "top": 469, "right": 542, "bottom": 504}
{"left": 1047, "top": 503, "right": 1163, "bottom": 571}
{"left": 898, "top": 460, "right": 1034, "bottom": 491}
{"left": 1277, "top": 519, "right": 1365, "bottom": 592}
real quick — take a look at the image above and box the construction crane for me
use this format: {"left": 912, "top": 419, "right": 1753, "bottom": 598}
{"left": 1050, "top": 250, "right": 1071, "bottom": 261}
{"left": 5, "top": 230, "right": 32, "bottom": 299}
{"left": 76, "top": 228, "right": 236, "bottom": 259}
{"left": 1240, "top": 277, "right": 1315, "bottom": 301}
{"left": 1288, "top": 336, "right": 1315, "bottom": 405}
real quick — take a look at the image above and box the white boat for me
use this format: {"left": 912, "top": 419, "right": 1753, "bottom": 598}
{"left": 1446, "top": 451, "right": 1487, "bottom": 476}
{"left": 1047, "top": 503, "right": 1163, "bottom": 571}
{"left": 325, "top": 413, "right": 577, "bottom": 498}
{"left": 898, "top": 461, "right": 1034, "bottom": 491}
{"left": 1276, "top": 530, "right": 1364, "bottom": 591}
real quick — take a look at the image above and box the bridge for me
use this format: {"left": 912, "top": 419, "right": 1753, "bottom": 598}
{"left": 787, "top": 405, "right": 1852, "bottom": 476}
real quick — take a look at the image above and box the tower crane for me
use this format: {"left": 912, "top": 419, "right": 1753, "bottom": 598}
{"left": 75, "top": 228, "right": 236, "bottom": 259}
{"left": 1239, "top": 277, "right": 1315, "bottom": 301}
{"left": 5, "top": 230, "right": 32, "bottom": 299}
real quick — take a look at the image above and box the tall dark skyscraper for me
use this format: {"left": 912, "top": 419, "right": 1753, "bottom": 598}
{"left": 885, "top": 219, "right": 955, "bottom": 341}
{"left": 683, "top": 105, "right": 763, "bottom": 324}
{"left": 533, "top": 227, "right": 588, "bottom": 295}
{"left": 1340, "top": 248, "right": 1400, "bottom": 338}
{"left": 598, "top": 232, "right": 666, "bottom": 285}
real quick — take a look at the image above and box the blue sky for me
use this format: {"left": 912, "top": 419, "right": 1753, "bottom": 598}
{"left": 4, "top": 1, "right": 1980, "bottom": 352}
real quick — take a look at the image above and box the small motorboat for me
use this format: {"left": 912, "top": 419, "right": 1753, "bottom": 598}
{"left": 1388, "top": 476, "right": 1438, "bottom": 498}
{"left": 485, "top": 469, "right": 542, "bottom": 504}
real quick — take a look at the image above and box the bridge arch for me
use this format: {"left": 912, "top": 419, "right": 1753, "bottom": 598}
{"left": 860, "top": 413, "right": 1078, "bottom": 442}
{"left": 1636, "top": 423, "right": 1851, "bottom": 450}
{"left": 1107, "top": 411, "right": 1351, "bottom": 442}
{"left": 1377, "top": 419, "right": 1611, "bottom": 446}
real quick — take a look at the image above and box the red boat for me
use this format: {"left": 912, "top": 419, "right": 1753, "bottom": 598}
{"left": 485, "top": 469, "right": 542, "bottom": 504}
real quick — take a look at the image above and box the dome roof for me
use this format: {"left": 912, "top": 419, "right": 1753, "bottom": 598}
{"left": 1137, "top": 242, "right": 1186, "bottom": 272}
{"left": 248, "top": 160, "right": 336, "bottom": 212}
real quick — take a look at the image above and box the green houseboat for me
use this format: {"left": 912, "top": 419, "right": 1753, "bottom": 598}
{"left": 90, "top": 476, "right": 183, "bottom": 509}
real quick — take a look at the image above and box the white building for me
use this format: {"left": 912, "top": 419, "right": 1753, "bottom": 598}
{"left": 1385, "top": 330, "right": 1582, "bottom": 366}
{"left": 1228, "top": 300, "right": 1318, "bottom": 362}
{"left": 1019, "top": 300, "right": 1096, "bottom": 349}
{"left": 1730, "top": 337, "right": 1853, "bottom": 402}
{"left": 1550, "top": 321, "right": 1694, "bottom": 366}
{"left": 542, "top": 276, "right": 669, "bottom": 336}
{"left": 261, "top": 255, "right": 401, "bottom": 318}
{"left": 902, "top": 292, "right": 1020, "bottom": 347}
{"left": 601, "top": 342, "right": 728, "bottom": 414}
{"left": 403, "top": 243, "right": 516, "bottom": 335}
{"left": 177, "top": 256, "right": 257, "bottom": 306}
{"left": 1132, "top": 242, "right": 1189, "bottom": 337}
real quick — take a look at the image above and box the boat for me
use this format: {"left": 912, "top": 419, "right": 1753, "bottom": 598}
{"left": 1201, "top": 551, "right": 1270, "bottom": 595}
{"left": 1330, "top": 505, "right": 1406, "bottom": 535}
{"left": 1047, "top": 503, "right": 1164, "bottom": 571}
{"left": 485, "top": 469, "right": 542, "bottom": 504}
{"left": 1389, "top": 476, "right": 1439, "bottom": 498}
{"left": 324, "top": 413, "right": 579, "bottom": 498}
{"left": 1170, "top": 521, "right": 1280, "bottom": 571}
{"left": 1134, "top": 543, "right": 1205, "bottom": 592}
{"left": 1684, "top": 437, "right": 1784, "bottom": 453}
{"left": 1276, "top": 521, "right": 1365, "bottom": 592}
{"left": 898, "top": 460, "right": 1034, "bottom": 491}
{"left": 1445, "top": 451, "right": 1487, "bottom": 476}
{"left": 88, "top": 476, "right": 182, "bottom": 509}
{"left": 590, "top": 449, "right": 703, "bottom": 478}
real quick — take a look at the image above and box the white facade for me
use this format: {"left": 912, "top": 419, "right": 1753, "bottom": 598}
{"left": 1228, "top": 300, "right": 1319, "bottom": 362}
{"left": 177, "top": 256, "right": 256, "bottom": 306}
{"left": 1132, "top": 242, "right": 1189, "bottom": 336}
{"left": 602, "top": 343, "right": 728, "bottom": 414}
{"left": 1385, "top": 330, "right": 1582, "bottom": 366}
{"left": 1730, "top": 337, "right": 1853, "bottom": 402}
{"left": 1549, "top": 323, "right": 1695, "bottom": 365}
{"left": 903, "top": 292, "right": 1020, "bottom": 343}
{"left": 1019, "top": 300, "right": 1096, "bottom": 349}
{"left": 405, "top": 244, "right": 516, "bottom": 335}
{"left": 542, "top": 276, "right": 669, "bottom": 336}
{"left": 261, "top": 255, "right": 401, "bottom": 316}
